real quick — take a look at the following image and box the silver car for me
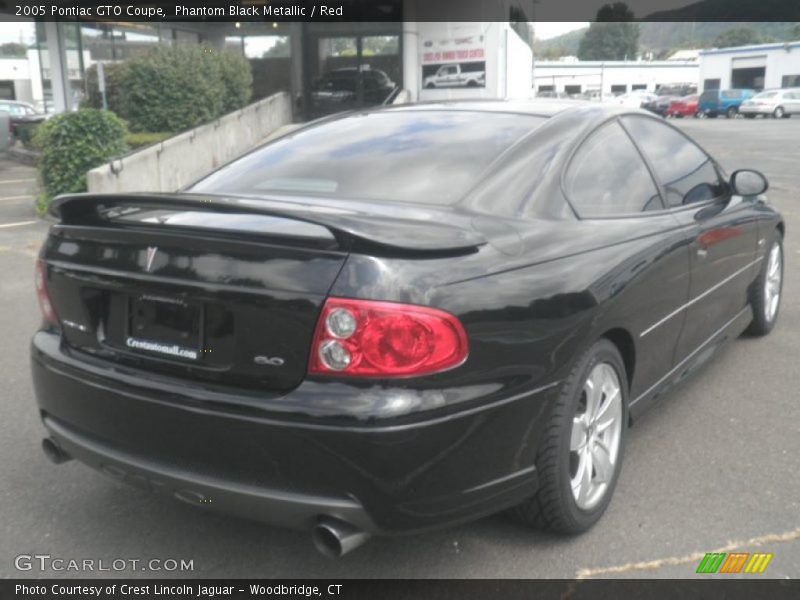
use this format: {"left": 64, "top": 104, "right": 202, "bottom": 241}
{"left": 740, "top": 89, "right": 800, "bottom": 119}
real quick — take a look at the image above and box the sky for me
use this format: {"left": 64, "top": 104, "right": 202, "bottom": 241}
{"left": 0, "top": 22, "right": 35, "bottom": 45}
{"left": 535, "top": 22, "right": 589, "bottom": 40}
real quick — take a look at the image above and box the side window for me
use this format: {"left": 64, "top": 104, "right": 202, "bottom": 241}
{"left": 621, "top": 116, "right": 724, "bottom": 208}
{"left": 565, "top": 120, "right": 662, "bottom": 217}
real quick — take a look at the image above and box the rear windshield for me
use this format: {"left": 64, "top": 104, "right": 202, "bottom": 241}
{"left": 188, "top": 111, "right": 544, "bottom": 205}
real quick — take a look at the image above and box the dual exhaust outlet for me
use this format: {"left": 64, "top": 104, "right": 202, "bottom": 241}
{"left": 42, "top": 437, "right": 370, "bottom": 557}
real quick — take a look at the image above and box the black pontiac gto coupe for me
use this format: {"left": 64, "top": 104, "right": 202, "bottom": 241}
{"left": 31, "top": 102, "right": 784, "bottom": 557}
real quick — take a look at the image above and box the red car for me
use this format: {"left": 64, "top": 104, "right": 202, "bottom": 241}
{"left": 666, "top": 94, "right": 699, "bottom": 118}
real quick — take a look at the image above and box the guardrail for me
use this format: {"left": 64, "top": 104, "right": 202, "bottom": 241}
{"left": 87, "top": 92, "right": 292, "bottom": 194}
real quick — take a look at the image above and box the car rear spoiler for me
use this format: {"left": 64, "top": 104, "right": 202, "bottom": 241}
{"left": 48, "top": 192, "right": 487, "bottom": 254}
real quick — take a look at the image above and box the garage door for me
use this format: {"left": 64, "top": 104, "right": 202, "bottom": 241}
{"left": 731, "top": 55, "right": 767, "bottom": 69}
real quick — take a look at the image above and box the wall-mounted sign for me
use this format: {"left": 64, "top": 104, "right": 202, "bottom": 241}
{"left": 421, "top": 34, "right": 486, "bottom": 89}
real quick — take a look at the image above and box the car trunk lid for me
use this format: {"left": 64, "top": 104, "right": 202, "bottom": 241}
{"left": 41, "top": 193, "right": 486, "bottom": 393}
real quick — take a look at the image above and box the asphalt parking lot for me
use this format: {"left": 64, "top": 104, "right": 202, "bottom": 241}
{"left": 1, "top": 118, "right": 798, "bottom": 579}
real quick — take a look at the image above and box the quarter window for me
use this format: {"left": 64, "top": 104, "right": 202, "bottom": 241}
{"left": 565, "top": 121, "right": 662, "bottom": 217}
{"left": 621, "top": 116, "right": 724, "bottom": 208}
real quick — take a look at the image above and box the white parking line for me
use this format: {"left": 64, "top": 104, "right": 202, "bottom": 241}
{"left": 0, "top": 220, "right": 37, "bottom": 229}
{"left": 575, "top": 526, "right": 800, "bottom": 578}
{"left": 0, "top": 195, "right": 34, "bottom": 201}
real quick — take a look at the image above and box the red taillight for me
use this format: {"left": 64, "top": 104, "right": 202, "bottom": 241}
{"left": 34, "top": 259, "right": 58, "bottom": 325}
{"left": 308, "top": 298, "right": 468, "bottom": 378}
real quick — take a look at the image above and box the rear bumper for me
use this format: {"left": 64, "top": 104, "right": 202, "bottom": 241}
{"left": 666, "top": 107, "right": 695, "bottom": 117}
{"left": 31, "top": 331, "right": 557, "bottom": 534}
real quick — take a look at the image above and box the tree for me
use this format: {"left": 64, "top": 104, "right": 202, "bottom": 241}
{"left": 578, "top": 3, "right": 639, "bottom": 61}
{"left": 0, "top": 42, "right": 27, "bottom": 57}
{"left": 540, "top": 45, "right": 569, "bottom": 60}
{"left": 263, "top": 37, "right": 290, "bottom": 58}
{"left": 713, "top": 28, "right": 759, "bottom": 48}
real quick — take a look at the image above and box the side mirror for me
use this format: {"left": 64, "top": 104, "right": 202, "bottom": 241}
{"left": 730, "top": 169, "right": 768, "bottom": 196}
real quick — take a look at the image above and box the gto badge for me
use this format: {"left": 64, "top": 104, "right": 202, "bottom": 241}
{"left": 144, "top": 246, "right": 158, "bottom": 272}
{"left": 254, "top": 355, "right": 285, "bottom": 366}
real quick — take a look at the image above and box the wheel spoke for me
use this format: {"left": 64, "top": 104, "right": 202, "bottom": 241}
{"left": 571, "top": 416, "right": 586, "bottom": 451}
{"left": 575, "top": 449, "right": 593, "bottom": 506}
{"left": 595, "top": 390, "right": 620, "bottom": 433}
{"left": 584, "top": 377, "right": 599, "bottom": 421}
{"left": 592, "top": 439, "right": 613, "bottom": 483}
{"left": 571, "top": 450, "right": 586, "bottom": 499}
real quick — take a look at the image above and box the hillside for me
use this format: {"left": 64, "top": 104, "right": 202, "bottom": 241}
{"left": 646, "top": 0, "right": 800, "bottom": 22}
{"left": 535, "top": 21, "right": 800, "bottom": 59}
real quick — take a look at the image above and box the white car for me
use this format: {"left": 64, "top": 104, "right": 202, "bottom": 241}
{"left": 607, "top": 91, "right": 658, "bottom": 108}
{"left": 739, "top": 89, "right": 800, "bottom": 119}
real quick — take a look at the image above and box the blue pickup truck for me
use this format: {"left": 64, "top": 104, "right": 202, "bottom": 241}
{"left": 698, "top": 89, "right": 757, "bottom": 118}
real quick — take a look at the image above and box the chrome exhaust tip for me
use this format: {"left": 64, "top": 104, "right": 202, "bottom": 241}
{"left": 312, "top": 517, "right": 370, "bottom": 558}
{"left": 42, "top": 437, "right": 71, "bottom": 465}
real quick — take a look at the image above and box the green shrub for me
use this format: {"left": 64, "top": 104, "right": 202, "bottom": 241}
{"left": 35, "top": 109, "right": 127, "bottom": 210}
{"left": 124, "top": 131, "right": 171, "bottom": 149}
{"left": 121, "top": 46, "right": 225, "bottom": 133}
{"left": 81, "top": 62, "right": 129, "bottom": 115}
{"left": 14, "top": 121, "right": 41, "bottom": 149}
{"left": 216, "top": 50, "right": 253, "bottom": 112}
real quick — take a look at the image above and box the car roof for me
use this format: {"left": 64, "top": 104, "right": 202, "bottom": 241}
{"left": 379, "top": 99, "right": 640, "bottom": 122}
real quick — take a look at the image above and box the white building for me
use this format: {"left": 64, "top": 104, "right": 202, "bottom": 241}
{"left": 0, "top": 55, "right": 33, "bottom": 103}
{"left": 533, "top": 60, "right": 699, "bottom": 96}
{"left": 667, "top": 49, "right": 701, "bottom": 62}
{"left": 699, "top": 41, "right": 800, "bottom": 91}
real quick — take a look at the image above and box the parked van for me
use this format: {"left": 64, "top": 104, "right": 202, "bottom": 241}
{"left": 697, "top": 89, "right": 757, "bottom": 118}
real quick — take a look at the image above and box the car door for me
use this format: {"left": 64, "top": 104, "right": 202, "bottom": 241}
{"left": 621, "top": 116, "right": 760, "bottom": 362}
{"left": 562, "top": 119, "right": 690, "bottom": 397}
{"left": 788, "top": 91, "right": 800, "bottom": 114}
{"left": 443, "top": 65, "right": 458, "bottom": 86}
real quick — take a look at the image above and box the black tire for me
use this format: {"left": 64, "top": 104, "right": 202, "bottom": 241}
{"left": 510, "top": 339, "right": 628, "bottom": 534}
{"left": 726, "top": 106, "right": 737, "bottom": 119}
{"left": 746, "top": 233, "right": 784, "bottom": 336}
{"left": 773, "top": 106, "right": 784, "bottom": 119}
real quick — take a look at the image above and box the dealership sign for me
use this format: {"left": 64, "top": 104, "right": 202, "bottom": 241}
{"left": 421, "top": 32, "right": 487, "bottom": 89}
{"left": 422, "top": 35, "right": 485, "bottom": 64}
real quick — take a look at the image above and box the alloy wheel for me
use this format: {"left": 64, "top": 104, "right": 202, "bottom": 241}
{"left": 569, "top": 362, "right": 623, "bottom": 510}
{"left": 764, "top": 241, "right": 782, "bottom": 323}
